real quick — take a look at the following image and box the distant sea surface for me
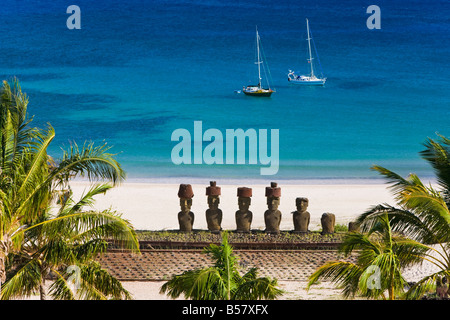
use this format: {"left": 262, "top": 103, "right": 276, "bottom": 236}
{"left": 1, "top": 0, "right": 449, "bottom": 183}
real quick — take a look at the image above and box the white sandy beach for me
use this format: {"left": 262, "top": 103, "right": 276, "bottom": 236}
{"left": 68, "top": 180, "right": 397, "bottom": 232}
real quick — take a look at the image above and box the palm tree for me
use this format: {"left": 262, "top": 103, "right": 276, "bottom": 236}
{"left": 307, "top": 213, "right": 427, "bottom": 300}
{"left": 160, "top": 232, "right": 284, "bottom": 300}
{"left": 0, "top": 78, "right": 48, "bottom": 292}
{"left": 0, "top": 78, "right": 138, "bottom": 297}
{"left": 1, "top": 184, "right": 138, "bottom": 300}
{"left": 355, "top": 134, "right": 450, "bottom": 299}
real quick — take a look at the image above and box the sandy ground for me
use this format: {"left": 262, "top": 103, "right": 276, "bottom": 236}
{"left": 17, "top": 280, "right": 345, "bottom": 300}
{"left": 120, "top": 280, "right": 345, "bottom": 300}
{"left": 68, "top": 180, "right": 396, "bottom": 231}
{"left": 121, "top": 246, "right": 443, "bottom": 301}
{"left": 119, "top": 258, "right": 442, "bottom": 300}
{"left": 32, "top": 179, "right": 438, "bottom": 300}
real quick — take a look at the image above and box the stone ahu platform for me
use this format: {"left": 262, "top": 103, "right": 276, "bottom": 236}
{"left": 97, "top": 231, "right": 357, "bottom": 281}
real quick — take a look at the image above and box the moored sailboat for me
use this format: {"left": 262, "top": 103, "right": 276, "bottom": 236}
{"left": 288, "top": 19, "right": 326, "bottom": 86}
{"left": 243, "top": 27, "right": 275, "bottom": 97}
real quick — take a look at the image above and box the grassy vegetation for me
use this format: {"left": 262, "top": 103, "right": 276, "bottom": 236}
{"left": 135, "top": 229, "right": 346, "bottom": 243}
{"left": 334, "top": 224, "right": 348, "bottom": 232}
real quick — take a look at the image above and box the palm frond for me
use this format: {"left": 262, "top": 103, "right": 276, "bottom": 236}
{"left": 59, "top": 183, "right": 113, "bottom": 216}
{"left": 160, "top": 267, "right": 225, "bottom": 300}
{"left": 52, "top": 141, "right": 125, "bottom": 185}
{"left": 307, "top": 261, "right": 363, "bottom": 299}
{"left": 420, "top": 134, "right": 450, "bottom": 200}
{"left": 234, "top": 268, "right": 283, "bottom": 300}
{"left": 391, "top": 237, "right": 431, "bottom": 267}
{"left": 404, "top": 270, "right": 448, "bottom": 300}
{"left": 160, "top": 232, "right": 283, "bottom": 300}
{"left": 399, "top": 184, "right": 450, "bottom": 243}
{"left": 357, "top": 204, "right": 436, "bottom": 245}
{"left": 0, "top": 79, "right": 132, "bottom": 301}
{"left": 27, "top": 210, "right": 139, "bottom": 253}
{"left": 17, "top": 124, "right": 55, "bottom": 197}
{"left": 50, "top": 262, "right": 132, "bottom": 300}
{"left": 1, "top": 259, "right": 42, "bottom": 300}
{"left": 339, "top": 231, "right": 378, "bottom": 257}
{"left": 48, "top": 268, "right": 76, "bottom": 300}
{"left": 77, "top": 262, "right": 133, "bottom": 300}
{"left": 371, "top": 165, "right": 414, "bottom": 197}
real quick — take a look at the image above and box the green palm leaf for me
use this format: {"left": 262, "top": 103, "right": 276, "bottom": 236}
{"left": 0, "top": 79, "right": 136, "bottom": 299}
{"left": 1, "top": 259, "right": 42, "bottom": 300}
{"left": 18, "top": 124, "right": 55, "bottom": 196}
{"left": 420, "top": 134, "right": 450, "bottom": 201}
{"left": 53, "top": 141, "right": 125, "bottom": 186}
{"left": 160, "top": 232, "right": 283, "bottom": 300}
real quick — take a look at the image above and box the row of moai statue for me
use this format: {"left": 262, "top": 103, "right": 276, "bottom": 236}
{"left": 177, "top": 181, "right": 340, "bottom": 234}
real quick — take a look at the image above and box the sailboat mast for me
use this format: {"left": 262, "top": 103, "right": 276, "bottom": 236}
{"left": 256, "top": 27, "right": 262, "bottom": 89}
{"left": 306, "top": 19, "right": 314, "bottom": 77}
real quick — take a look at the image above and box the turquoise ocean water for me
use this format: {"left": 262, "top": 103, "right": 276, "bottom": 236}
{"left": 1, "top": 0, "right": 449, "bottom": 182}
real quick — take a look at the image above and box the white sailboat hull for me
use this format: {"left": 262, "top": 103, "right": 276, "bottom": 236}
{"left": 288, "top": 72, "right": 326, "bottom": 85}
{"left": 288, "top": 76, "right": 326, "bottom": 86}
{"left": 288, "top": 19, "right": 326, "bottom": 87}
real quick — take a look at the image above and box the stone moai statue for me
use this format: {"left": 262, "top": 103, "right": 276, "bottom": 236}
{"left": 321, "top": 212, "right": 336, "bottom": 235}
{"left": 264, "top": 182, "right": 282, "bottom": 234}
{"left": 205, "top": 181, "right": 222, "bottom": 233}
{"left": 235, "top": 187, "right": 253, "bottom": 232}
{"left": 178, "top": 184, "right": 195, "bottom": 232}
{"left": 292, "top": 197, "right": 310, "bottom": 233}
{"left": 348, "top": 221, "right": 360, "bottom": 232}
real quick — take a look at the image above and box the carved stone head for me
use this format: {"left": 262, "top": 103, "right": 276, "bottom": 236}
{"left": 207, "top": 195, "right": 220, "bottom": 210}
{"left": 238, "top": 196, "right": 251, "bottom": 211}
{"left": 237, "top": 187, "right": 252, "bottom": 212}
{"left": 296, "top": 197, "right": 309, "bottom": 212}
{"left": 180, "top": 198, "right": 192, "bottom": 213}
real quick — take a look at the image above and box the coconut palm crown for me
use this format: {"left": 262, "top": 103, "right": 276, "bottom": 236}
{"left": 160, "top": 231, "right": 284, "bottom": 300}
{"left": 355, "top": 134, "right": 450, "bottom": 299}
{"left": 308, "top": 213, "right": 427, "bottom": 300}
{"left": 0, "top": 78, "right": 138, "bottom": 299}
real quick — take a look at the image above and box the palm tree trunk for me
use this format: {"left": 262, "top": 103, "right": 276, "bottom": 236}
{"left": 388, "top": 271, "right": 395, "bottom": 300}
{"left": 0, "top": 253, "right": 6, "bottom": 286}
{"left": 0, "top": 238, "right": 11, "bottom": 296}
{"left": 388, "top": 286, "right": 394, "bottom": 300}
{"left": 0, "top": 260, "right": 5, "bottom": 297}
{"left": 225, "top": 253, "right": 231, "bottom": 300}
{"left": 40, "top": 279, "right": 46, "bottom": 300}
